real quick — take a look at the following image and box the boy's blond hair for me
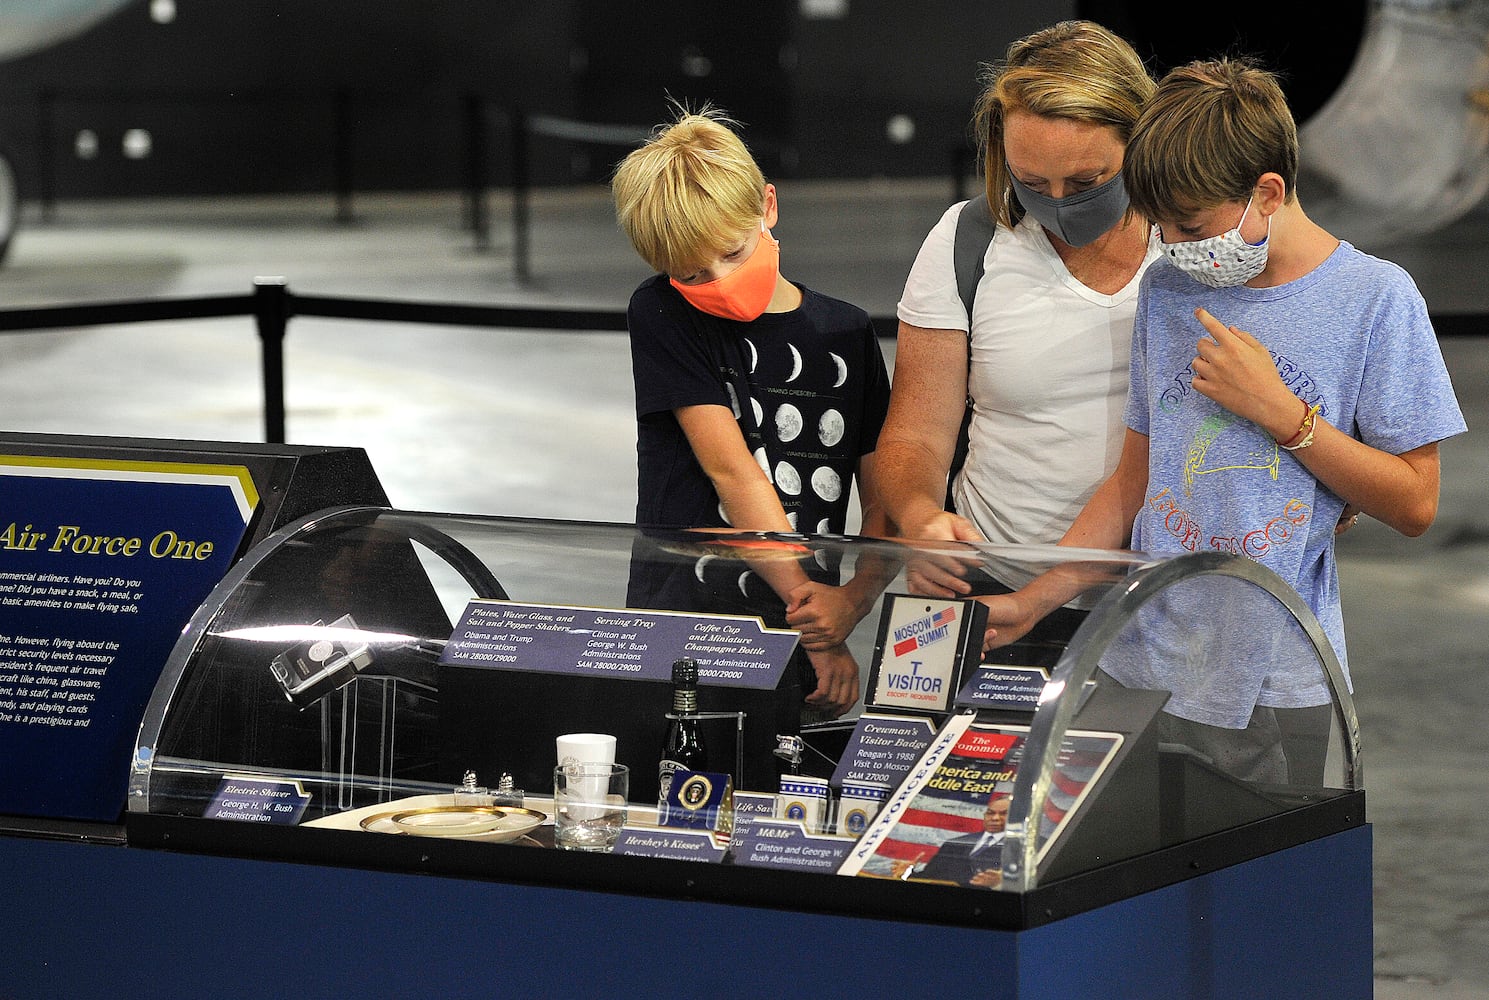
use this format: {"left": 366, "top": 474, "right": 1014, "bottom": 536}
{"left": 612, "top": 106, "right": 767, "bottom": 277}
{"left": 973, "top": 20, "right": 1155, "bottom": 230}
{"left": 1123, "top": 58, "right": 1300, "bottom": 221}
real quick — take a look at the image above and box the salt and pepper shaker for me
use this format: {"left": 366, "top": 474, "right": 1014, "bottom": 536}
{"left": 453, "top": 769, "right": 491, "bottom": 806}
{"left": 491, "top": 772, "right": 525, "bottom": 808}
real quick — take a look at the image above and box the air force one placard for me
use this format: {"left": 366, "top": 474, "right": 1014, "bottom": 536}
{"left": 0, "top": 455, "right": 257, "bottom": 821}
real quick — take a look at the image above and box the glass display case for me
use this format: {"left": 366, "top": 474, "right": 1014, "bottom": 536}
{"left": 125, "top": 505, "right": 1364, "bottom": 926}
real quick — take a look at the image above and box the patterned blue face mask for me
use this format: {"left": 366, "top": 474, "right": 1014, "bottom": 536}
{"left": 1159, "top": 196, "right": 1270, "bottom": 288}
{"left": 1008, "top": 171, "right": 1130, "bottom": 247}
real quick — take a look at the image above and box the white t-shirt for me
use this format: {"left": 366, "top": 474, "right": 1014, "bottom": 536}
{"left": 897, "top": 203, "right": 1160, "bottom": 569}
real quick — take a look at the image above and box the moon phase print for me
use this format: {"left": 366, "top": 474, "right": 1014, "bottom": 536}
{"left": 786, "top": 343, "right": 804, "bottom": 382}
{"left": 775, "top": 403, "right": 804, "bottom": 442}
{"left": 810, "top": 466, "right": 842, "bottom": 502}
{"left": 818, "top": 408, "right": 845, "bottom": 447}
{"left": 775, "top": 461, "right": 802, "bottom": 496}
{"left": 830, "top": 352, "right": 848, "bottom": 388}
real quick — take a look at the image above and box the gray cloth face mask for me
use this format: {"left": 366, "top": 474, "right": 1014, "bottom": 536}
{"left": 1008, "top": 171, "right": 1130, "bottom": 247}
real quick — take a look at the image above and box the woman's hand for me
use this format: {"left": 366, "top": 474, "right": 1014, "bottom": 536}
{"left": 902, "top": 511, "right": 987, "bottom": 598}
{"left": 1335, "top": 503, "right": 1361, "bottom": 535}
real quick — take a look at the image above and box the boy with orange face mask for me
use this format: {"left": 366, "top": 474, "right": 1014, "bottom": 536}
{"left": 612, "top": 106, "right": 894, "bottom": 725}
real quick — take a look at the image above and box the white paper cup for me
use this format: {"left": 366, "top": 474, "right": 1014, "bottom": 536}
{"left": 556, "top": 732, "right": 616, "bottom": 768}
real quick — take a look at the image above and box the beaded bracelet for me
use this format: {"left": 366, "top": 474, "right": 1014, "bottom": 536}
{"left": 1279, "top": 403, "right": 1322, "bottom": 452}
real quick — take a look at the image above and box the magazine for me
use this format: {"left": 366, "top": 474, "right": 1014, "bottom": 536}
{"left": 837, "top": 713, "right": 1122, "bottom": 887}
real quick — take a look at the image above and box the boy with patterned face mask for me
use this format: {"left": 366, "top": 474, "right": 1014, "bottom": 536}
{"left": 611, "top": 105, "right": 895, "bottom": 730}
{"left": 977, "top": 58, "right": 1465, "bottom": 782}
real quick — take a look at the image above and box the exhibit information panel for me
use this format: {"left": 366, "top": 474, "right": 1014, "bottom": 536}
{"left": 0, "top": 455, "right": 256, "bottom": 821}
{"left": 440, "top": 599, "right": 797, "bottom": 688}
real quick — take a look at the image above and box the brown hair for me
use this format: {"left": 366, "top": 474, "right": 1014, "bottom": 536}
{"left": 1123, "top": 57, "right": 1299, "bottom": 221}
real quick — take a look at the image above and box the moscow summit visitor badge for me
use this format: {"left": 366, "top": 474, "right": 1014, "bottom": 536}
{"left": 865, "top": 594, "right": 988, "bottom": 716}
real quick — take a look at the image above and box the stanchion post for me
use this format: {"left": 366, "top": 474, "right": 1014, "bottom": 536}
{"left": 37, "top": 89, "right": 56, "bottom": 223}
{"left": 252, "top": 277, "right": 290, "bottom": 444}
{"left": 333, "top": 89, "right": 355, "bottom": 225}
{"left": 463, "top": 92, "right": 490, "bottom": 252}
{"left": 511, "top": 107, "right": 531, "bottom": 284}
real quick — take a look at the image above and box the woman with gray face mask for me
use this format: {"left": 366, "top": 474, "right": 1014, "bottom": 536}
{"left": 876, "top": 20, "right": 1159, "bottom": 662}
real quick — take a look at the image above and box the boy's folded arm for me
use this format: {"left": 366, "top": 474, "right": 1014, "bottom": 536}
{"left": 676, "top": 403, "right": 793, "bottom": 523}
{"left": 1289, "top": 430, "right": 1442, "bottom": 538}
{"left": 785, "top": 582, "right": 861, "bottom": 649}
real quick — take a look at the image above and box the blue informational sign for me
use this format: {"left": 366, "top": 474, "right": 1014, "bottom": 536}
{"left": 439, "top": 600, "right": 799, "bottom": 691}
{"left": 954, "top": 665, "right": 1051, "bottom": 713}
{"left": 611, "top": 827, "right": 727, "bottom": 863}
{"left": 729, "top": 817, "right": 855, "bottom": 873}
{"left": 830, "top": 712, "right": 938, "bottom": 789}
{"left": 0, "top": 456, "right": 255, "bottom": 821}
{"left": 732, "top": 790, "right": 777, "bottom": 819}
{"left": 205, "top": 776, "right": 310, "bottom": 826}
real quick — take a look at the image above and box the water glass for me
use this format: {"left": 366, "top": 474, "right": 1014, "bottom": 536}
{"left": 553, "top": 762, "right": 628, "bottom": 852}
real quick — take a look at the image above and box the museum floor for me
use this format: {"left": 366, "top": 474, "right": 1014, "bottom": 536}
{"left": 1, "top": 179, "right": 1484, "bottom": 997}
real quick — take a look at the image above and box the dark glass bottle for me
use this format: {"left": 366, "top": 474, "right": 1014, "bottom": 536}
{"left": 659, "top": 658, "right": 707, "bottom": 800}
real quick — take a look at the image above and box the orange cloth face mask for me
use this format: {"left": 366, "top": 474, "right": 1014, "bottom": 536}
{"left": 670, "top": 223, "right": 780, "bottom": 322}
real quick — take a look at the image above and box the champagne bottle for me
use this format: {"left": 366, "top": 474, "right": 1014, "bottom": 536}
{"left": 659, "top": 657, "right": 707, "bottom": 800}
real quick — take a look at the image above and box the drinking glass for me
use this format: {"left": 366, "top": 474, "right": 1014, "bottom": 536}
{"left": 553, "top": 762, "right": 628, "bottom": 852}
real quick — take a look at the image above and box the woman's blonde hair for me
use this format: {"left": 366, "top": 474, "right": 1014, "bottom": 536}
{"left": 972, "top": 20, "right": 1155, "bottom": 229}
{"left": 1123, "top": 58, "right": 1299, "bottom": 221}
{"left": 611, "top": 104, "right": 766, "bottom": 277}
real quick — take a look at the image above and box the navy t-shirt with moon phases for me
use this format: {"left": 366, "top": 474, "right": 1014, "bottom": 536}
{"left": 626, "top": 274, "right": 890, "bottom": 617}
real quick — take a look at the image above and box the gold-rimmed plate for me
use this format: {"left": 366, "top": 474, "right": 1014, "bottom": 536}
{"left": 359, "top": 805, "right": 547, "bottom": 843}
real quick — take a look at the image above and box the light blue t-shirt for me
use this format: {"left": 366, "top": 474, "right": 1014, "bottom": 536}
{"left": 1111, "top": 241, "right": 1467, "bottom": 726}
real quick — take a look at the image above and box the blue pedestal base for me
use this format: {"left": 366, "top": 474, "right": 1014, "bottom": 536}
{"left": 3, "top": 825, "right": 1371, "bottom": 999}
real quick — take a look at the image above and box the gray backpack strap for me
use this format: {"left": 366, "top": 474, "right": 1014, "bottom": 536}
{"left": 946, "top": 193, "right": 996, "bottom": 511}
{"left": 953, "top": 193, "right": 996, "bottom": 319}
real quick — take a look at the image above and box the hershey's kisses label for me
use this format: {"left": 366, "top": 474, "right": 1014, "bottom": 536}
{"left": 612, "top": 828, "right": 727, "bottom": 863}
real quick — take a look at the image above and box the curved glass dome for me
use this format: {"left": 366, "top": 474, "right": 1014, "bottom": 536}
{"left": 129, "top": 506, "right": 1359, "bottom": 893}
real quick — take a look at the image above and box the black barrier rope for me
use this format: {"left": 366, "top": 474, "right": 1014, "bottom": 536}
{"left": 0, "top": 279, "right": 1478, "bottom": 446}
{"left": 0, "top": 279, "right": 653, "bottom": 445}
